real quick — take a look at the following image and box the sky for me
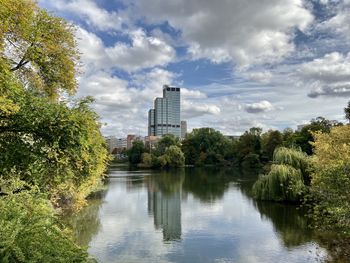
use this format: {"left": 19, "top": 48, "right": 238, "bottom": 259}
{"left": 38, "top": 0, "right": 350, "bottom": 137}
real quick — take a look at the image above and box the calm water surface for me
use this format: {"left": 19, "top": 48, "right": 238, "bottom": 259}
{"left": 66, "top": 166, "right": 330, "bottom": 263}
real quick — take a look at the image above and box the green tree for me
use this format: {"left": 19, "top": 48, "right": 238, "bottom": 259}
{"left": 0, "top": 1, "right": 108, "bottom": 261}
{"left": 237, "top": 127, "right": 262, "bottom": 168}
{"left": 0, "top": 93, "right": 109, "bottom": 208}
{"left": 181, "top": 128, "right": 232, "bottom": 165}
{"left": 252, "top": 147, "right": 309, "bottom": 202}
{"left": 162, "top": 145, "right": 185, "bottom": 167}
{"left": 127, "top": 140, "right": 145, "bottom": 165}
{"left": 0, "top": 0, "right": 79, "bottom": 100}
{"left": 153, "top": 134, "right": 179, "bottom": 156}
{"left": 294, "top": 117, "right": 335, "bottom": 155}
{"left": 261, "top": 130, "right": 283, "bottom": 161}
{"left": 0, "top": 179, "right": 93, "bottom": 262}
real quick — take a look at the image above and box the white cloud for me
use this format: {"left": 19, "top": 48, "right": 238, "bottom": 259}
{"left": 299, "top": 52, "right": 350, "bottom": 83}
{"left": 106, "top": 29, "right": 176, "bottom": 72}
{"left": 317, "top": 1, "right": 350, "bottom": 38}
{"left": 75, "top": 27, "right": 175, "bottom": 74}
{"left": 182, "top": 100, "right": 221, "bottom": 119}
{"left": 247, "top": 71, "right": 273, "bottom": 84}
{"left": 297, "top": 52, "right": 350, "bottom": 98}
{"left": 42, "top": 0, "right": 123, "bottom": 31}
{"left": 245, "top": 100, "right": 274, "bottom": 113}
{"left": 128, "top": 0, "right": 313, "bottom": 67}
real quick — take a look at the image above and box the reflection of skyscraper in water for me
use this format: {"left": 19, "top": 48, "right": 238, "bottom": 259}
{"left": 147, "top": 189, "right": 181, "bottom": 241}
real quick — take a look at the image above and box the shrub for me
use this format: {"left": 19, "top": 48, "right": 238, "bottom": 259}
{"left": 0, "top": 180, "right": 93, "bottom": 263}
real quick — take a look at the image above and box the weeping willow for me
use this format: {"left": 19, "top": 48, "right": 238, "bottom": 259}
{"left": 253, "top": 147, "right": 309, "bottom": 202}
{"left": 273, "top": 147, "right": 310, "bottom": 183}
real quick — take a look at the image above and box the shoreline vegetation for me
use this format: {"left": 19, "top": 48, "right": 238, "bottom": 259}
{"left": 1, "top": 0, "right": 349, "bottom": 262}
{"left": 1, "top": 0, "right": 108, "bottom": 261}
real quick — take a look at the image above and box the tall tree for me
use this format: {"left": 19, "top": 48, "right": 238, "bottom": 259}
{"left": 0, "top": 0, "right": 79, "bottom": 100}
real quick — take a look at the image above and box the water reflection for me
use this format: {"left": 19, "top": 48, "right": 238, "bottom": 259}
{"left": 147, "top": 171, "right": 184, "bottom": 241}
{"left": 182, "top": 167, "right": 234, "bottom": 203}
{"left": 63, "top": 167, "right": 332, "bottom": 263}
{"left": 63, "top": 189, "right": 107, "bottom": 247}
{"left": 254, "top": 201, "right": 313, "bottom": 248}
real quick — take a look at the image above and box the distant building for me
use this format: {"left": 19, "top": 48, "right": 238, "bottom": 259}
{"left": 116, "top": 138, "right": 127, "bottom": 149}
{"left": 105, "top": 136, "right": 117, "bottom": 153}
{"left": 148, "top": 109, "right": 155, "bottom": 137}
{"left": 148, "top": 85, "right": 181, "bottom": 137}
{"left": 144, "top": 135, "right": 159, "bottom": 151}
{"left": 127, "top": 134, "right": 144, "bottom": 149}
{"left": 180, "top": 121, "right": 187, "bottom": 139}
{"left": 127, "top": 135, "right": 135, "bottom": 149}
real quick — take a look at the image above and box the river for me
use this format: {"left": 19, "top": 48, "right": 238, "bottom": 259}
{"left": 64, "top": 165, "right": 333, "bottom": 263}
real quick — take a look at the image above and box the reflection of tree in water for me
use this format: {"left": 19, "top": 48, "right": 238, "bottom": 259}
{"left": 147, "top": 170, "right": 184, "bottom": 242}
{"left": 62, "top": 189, "right": 107, "bottom": 247}
{"left": 254, "top": 201, "right": 313, "bottom": 248}
{"left": 182, "top": 167, "right": 237, "bottom": 203}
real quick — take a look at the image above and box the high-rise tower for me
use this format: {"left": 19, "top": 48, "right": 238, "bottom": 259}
{"left": 148, "top": 85, "right": 181, "bottom": 137}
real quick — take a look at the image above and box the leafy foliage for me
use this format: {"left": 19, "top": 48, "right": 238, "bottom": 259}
{"left": 253, "top": 147, "right": 309, "bottom": 202}
{"left": 0, "top": 1, "right": 108, "bottom": 261}
{"left": 0, "top": 179, "right": 93, "bottom": 263}
{"left": 0, "top": 91, "right": 109, "bottom": 209}
{"left": 152, "top": 134, "right": 179, "bottom": 156}
{"left": 127, "top": 140, "right": 146, "bottom": 165}
{"left": 161, "top": 145, "right": 185, "bottom": 168}
{"left": 181, "top": 128, "right": 232, "bottom": 165}
{"left": 309, "top": 125, "right": 350, "bottom": 233}
{"left": 0, "top": 0, "right": 79, "bottom": 100}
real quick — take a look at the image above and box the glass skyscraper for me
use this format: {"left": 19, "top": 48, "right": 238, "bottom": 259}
{"left": 148, "top": 85, "right": 181, "bottom": 137}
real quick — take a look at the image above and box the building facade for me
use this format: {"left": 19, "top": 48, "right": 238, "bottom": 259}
{"left": 105, "top": 136, "right": 117, "bottom": 153}
{"left": 180, "top": 121, "right": 187, "bottom": 139}
{"left": 148, "top": 85, "right": 181, "bottom": 137}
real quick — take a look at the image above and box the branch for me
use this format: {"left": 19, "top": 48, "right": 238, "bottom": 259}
{"left": 10, "top": 42, "right": 34, "bottom": 71}
{"left": 10, "top": 58, "right": 30, "bottom": 71}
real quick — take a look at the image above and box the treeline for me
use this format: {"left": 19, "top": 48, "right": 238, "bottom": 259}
{"left": 1, "top": 1, "right": 108, "bottom": 262}
{"left": 127, "top": 116, "right": 341, "bottom": 169}
{"left": 252, "top": 122, "right": 350, "bottom": 235}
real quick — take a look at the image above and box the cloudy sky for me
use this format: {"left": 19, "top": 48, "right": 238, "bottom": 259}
{"left": 39, "top": 0, "right": 350, "bottom": 137}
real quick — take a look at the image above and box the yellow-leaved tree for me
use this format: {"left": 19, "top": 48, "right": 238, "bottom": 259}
{"left": 311, "top": 125, "right": 350, "bottom": 233}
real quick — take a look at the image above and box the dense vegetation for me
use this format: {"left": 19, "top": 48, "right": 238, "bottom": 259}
{"left": 310, "top": 125, "right": 350, "bottom": 233}
{"left": 0, "top": 0, "right": 108, "bottom": 261}
{"left": 128, "top": 135, "right": 185, "bottom": 168}
{"left": 252, "top": 148, "right": 309, "bottom": 202}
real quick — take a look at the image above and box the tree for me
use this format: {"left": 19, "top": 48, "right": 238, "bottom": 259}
{"left": 0, "top": 180, "right": 92, "bottom": 263}
{"left": 261, "top": 130, "right": 283, "bottom": 161}
{"left": 0, "top": 0, "right": 79, "bottom": 100}
{"left": 127, "top": 140, "right": 145, "bottom": 165}
{"left": 237, "top": 127, "right": 262, "bottom": 168}
{"left": 162, "top": 145, "right": 185, "bottom": 167}
{"left": 181, "top": 128, "right": 232, "bottom": 165}
{"left": 345, "top": 101, "right": 350, "bottom": 123}
{"left": 0, "top": 1, "right": 108, "bottom": 261}
{"left": 294, "top": 117, "right": 334, "bottom": 155}
{"left": 252, "top": 147, "right": 309, "bottom": 202}
{"left": 153, "top": 134, "right": 179, "bottom": 156}
{"left": 0, "top": 93, "right": 110, "bottom": 208}
{"left": 310, "top": 125, "right": 350, "bottom": 232}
